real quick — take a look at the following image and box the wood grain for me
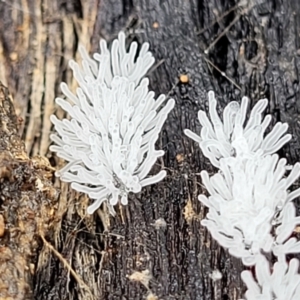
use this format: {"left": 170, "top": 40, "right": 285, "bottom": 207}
{"left": 0, "top": 0, "right": 299, "bottom": 299}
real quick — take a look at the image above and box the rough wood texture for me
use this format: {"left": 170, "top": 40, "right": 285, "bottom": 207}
{"left": 0, "top": 0, "right": 300, "bottom": 299}
{"left": 0, "top": 83, "right": 58, "bottom": 299}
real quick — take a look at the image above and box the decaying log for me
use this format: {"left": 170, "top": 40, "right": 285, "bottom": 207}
{"left": 0, "top": 0, "right": 300, "bottom": 299}
{"left": 0, "top": 83, "right": 58, "bottom": 299}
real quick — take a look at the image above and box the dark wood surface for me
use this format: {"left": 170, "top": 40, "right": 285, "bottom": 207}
{"left": 0, "top": 0, "right": 299, "bottom": 299}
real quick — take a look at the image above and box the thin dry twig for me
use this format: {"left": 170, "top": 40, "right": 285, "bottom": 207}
{"left": 40, "top": 233, "right": 94, "bottom": 299}
{"left": 205, "top": 2, "right": 256, "bottom": 54}
{"left": 203, "top": 56, "right": 241, "bottom": 90}
{"left": 196, "top": 1, "right": 245, "bottom": 35}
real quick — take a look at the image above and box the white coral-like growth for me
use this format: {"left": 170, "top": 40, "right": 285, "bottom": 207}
{"left": 272, "top": 202, "right": 300, "bottom": 262}
{"left": 199, "top": 154, "right": 300, "bottom": 265}
{"left": 241, "top": 255, "right": 300, "bottom": 300}
{"left": 185, "top": 91, "right": 300, "bottom": 265}
{"left": 184, "top": 91, "right": 292, "bottom": 168}
{"left": 50, "top": 32, "right": 175, "bottom": 214}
